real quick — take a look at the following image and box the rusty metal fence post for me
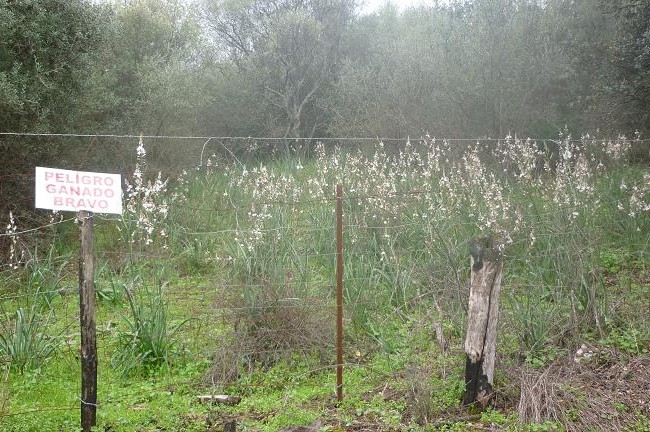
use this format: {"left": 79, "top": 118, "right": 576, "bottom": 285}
{"left": 336, "top": 184, "right": 344, "bottom": 402}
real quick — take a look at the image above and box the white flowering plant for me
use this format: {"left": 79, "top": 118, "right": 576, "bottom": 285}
{"left": 118, "top": 137, "right": 174, "bottom": 252}
{"left": 90, "top": 131, "right": 649, "bottom": 367}
{"left": 4, "top": 211, "right": 25, "bottom": 270}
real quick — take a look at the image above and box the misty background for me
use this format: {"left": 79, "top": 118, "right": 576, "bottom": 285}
{"left": 1, "top": 0, "right": 649, "bottom": 216}
{"left": 1, "top": 0, "right": 648, "bottom": 140}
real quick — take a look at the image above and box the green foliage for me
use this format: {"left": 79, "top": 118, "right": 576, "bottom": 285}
{"left": 203, "top": 0, "right": 355, "bottom": 138}
{"left": 0, "top": 0, "right": 108, "bottom": 216}
{"left": 81, "top": 0, "right": 206, "bottom": 138}
{"left": 0, "top": 307, "right": 58, "bottom": 373}
{"left": 624, "top": 415, "right": 650, "bottom": 432}
{"left": 598, "top": 248, "right": 630, "bottom": 274}
{"left": 604, "top": 1, "right": 650, "bottom": 131}
{"left": 0, "top": 0, "right": 104, "bottom": 131}
{"left": 480, "top": 408, "right": 509, "bottom": 425}
{"left": 0, "top": 245, "right": 69, "bottom": 374}
{"left": 601, "top": 326, "right": 649, "bottom": 355}
{"left": 2, "top": 138, "right": 650, "bottom": 430}
{"left": 509, "top": 292, "right": 561, "bottom": 368}
{"left": 113, "top": 283, "right": 188, "bottom": 376}
{"left": 95, "top": 269, "right": 133, "bottom": 305}
{"left": 405, "top": 362, "right": 466, "bottom": 425}
{"left": 329, "top": 1, "right": 599, "bottom": 138}
{"left": 525, "top": 421, "right": 563, "bottom": 432}
{"left": 175, "top": 238, "right": 215, "bottom": 276}
{"left": 2, "top": 352, "right": 211, "bottom": 432}
{"left": 20, "top": 245, "right": 72, "bottom": 309}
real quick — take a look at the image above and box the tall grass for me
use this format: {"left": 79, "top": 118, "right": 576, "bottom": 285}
{"left": 0, "top": 242, "right": 70, "bottom": 373}
{"left": 5, "top": 134, "right": 646, "bottom": 375}
{"left": 161, "top": 135, "right": 649, "bottom": 363}
{"left": 0, "top": 307, "right": 58, "bottom": 373}
{"left": 113, "top": 281, "right": 188, "bottom": 376}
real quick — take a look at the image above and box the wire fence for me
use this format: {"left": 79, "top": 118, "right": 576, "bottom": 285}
{"left": 0, "top": 135, "right": 649, "bottom": 429}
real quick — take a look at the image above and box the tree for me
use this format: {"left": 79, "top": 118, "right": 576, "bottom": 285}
{"left": 203, "top": 0, "right": 356, "bottom": 138}
{"left": 604, "top": 0, "right": 650, "bottom": 132}
{"left": 81, "top": 0, "right": 208, "bottom": 136}
{"left": 325, "top": 4, "right": 445, "bottom": 138}
{"left": 327, "top": 0, "right": 577, "bottom": 138}
{"left": 0, "top": 0, "right": 104, "bottom": 216}
{"left": 0, "top": 0, "right": 103, "bottom": 132}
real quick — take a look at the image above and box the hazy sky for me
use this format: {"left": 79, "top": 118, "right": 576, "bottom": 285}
{"left": 359, "top": 0, "right": 429, "bottom": 15}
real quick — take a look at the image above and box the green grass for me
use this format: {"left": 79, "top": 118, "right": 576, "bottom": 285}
{"left": 1, "top": 137, "right": 650, "bottom": 430}
{"left": 0, "top": 306, "right": 59, "bottom": 374}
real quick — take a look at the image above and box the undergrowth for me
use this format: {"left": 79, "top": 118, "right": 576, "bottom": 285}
{"left": 1, "top": 135, "right": 649, "bottom": 430}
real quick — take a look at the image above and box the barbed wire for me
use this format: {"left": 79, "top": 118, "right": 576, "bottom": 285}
{"left": 0, "top": 217, "right": 77, "bottom": 238}
{"left": 1, "top": 264, "right": 643, "bottom": 307}
{"left": 1, "top": 131, "right": 645, "bottom": 143}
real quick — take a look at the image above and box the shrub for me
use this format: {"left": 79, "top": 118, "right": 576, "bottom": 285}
{"left": 207, "top": 278, "right": 334, "bottom": 386}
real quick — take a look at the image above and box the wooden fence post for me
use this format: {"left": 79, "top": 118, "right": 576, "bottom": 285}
{"left": 463, "top": 235, "right": 504, "bottom": 409}
{"left": 78, "top": 210, "right": 97, "bottom": 431}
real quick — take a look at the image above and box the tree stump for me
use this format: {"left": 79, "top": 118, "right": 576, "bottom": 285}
{"left": 463, "top": 235, "right": 504, "bottom": 409}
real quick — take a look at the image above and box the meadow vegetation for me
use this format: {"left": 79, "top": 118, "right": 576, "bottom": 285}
{"left": 2, "top": 1, "right": 649, "bottom": 430}
{"left": 1, "top": 135, "right": 649, "bottom": 431}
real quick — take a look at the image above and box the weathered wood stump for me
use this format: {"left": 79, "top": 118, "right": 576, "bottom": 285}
{"left": 463, "top": 235, "right": 504, "bottom": 409}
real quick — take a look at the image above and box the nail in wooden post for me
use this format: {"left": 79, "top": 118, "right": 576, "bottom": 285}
{"left": 463, "top": 235, "right": 504, "bottom": 410}
{"left": 78, "top": 210, "right": 97, "bottom": 431}
{"left": 336, "top": 184, "right": 344, "bottom": 402}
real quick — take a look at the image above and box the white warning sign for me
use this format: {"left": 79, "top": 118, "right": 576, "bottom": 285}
{"left": 35, "top": 167, "right": 123, "bottom": 214}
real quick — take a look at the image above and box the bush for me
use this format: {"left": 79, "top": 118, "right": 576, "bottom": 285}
{"left": 208, "top": 279, "right": 334, "bottom": 386}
